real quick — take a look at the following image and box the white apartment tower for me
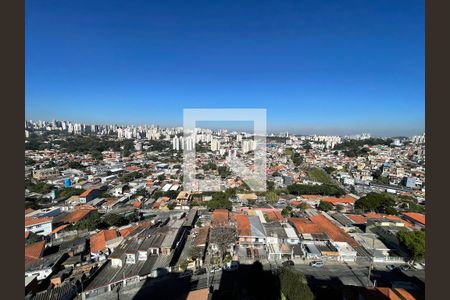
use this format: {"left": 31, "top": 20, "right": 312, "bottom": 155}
{"left": 211, "top": 139, "right": 221, "bottom": 152}
{"left": 172, "top": 136, "right": 180, "bottom": 151}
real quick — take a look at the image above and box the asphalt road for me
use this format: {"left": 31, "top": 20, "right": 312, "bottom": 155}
{"left": 87, "top": 270, "right": 223, "bottom": 300}
{"left": 292, "top": 262, "right": 425, "bottom": 290}
{"left": 294, "top": 263, "right": 371, "bottom": 287}
{"left": 86, "top": 262, "right": 425, "bottom": 300}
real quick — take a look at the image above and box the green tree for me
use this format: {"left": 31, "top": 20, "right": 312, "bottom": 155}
{"left": 179, "top": 259, "right": 190, "bottom": 271}
{"left": 218, "top": 166, "right": 232, "bottom": 178}
{"left": 336, "top": 204, "right": 345, "bottom": 212}
{"left": 103, "top": 213, "right": 129, "bottom": 227}
{"left": 266, "top": 191, "right": 278, "bottom": 203}
{"left": 29, "top": 182, "right": 55, "bottom": 194}
{"left": 281, "top": 206, "right": 293, "bottom": 217}
{"left": 68, "top": 161, "right": 83, "bottom": 169}
{"left": 323, "top": 166, "right": 336, "bottom": 174}
{"left": 355, "top": 192, "right": 396, "bottom": 214}
{"left": 225, "top": 188, "right": 237, "bottom": 198}
{"left": 303, "top": 142, "right": 312, "bottom": 152}
{"left": 91, "top": 150, "right": 103, "bottom": 160}
{"left": 397, "top": 230, "right": 425, "bottom": 262}
{"left": 296, "top": 202, "right": 308, "bottom": 211}
{"left": 291, "top": 152, "right": 304, "bottom": 166}
{"left": 59, "top": 188, "right": 84, "bottom": 198}
{"left": 318, "top": 201, "right": 334, "bottom": 212}
{"left": 202, "top": 162, "right": 217, "bottom": 170}
{"left": 25, "top": 158, "right": 36, "bottom": 166}
{"left": 206, "top": 198, "right": 232, "bottom": 211}
{"left": 287, "top": 184, "right": 345, "bottom": 197}
{"left": 163, "top": 190, "right": 178, "bottom": 199}
{"left": 26, "top": 232, "right": 44, "bottom": 244}
{"left": 278, "top": 266, "right": 314, "bottom": 300}
{"left": 73, "top": 212, "right": 103, "bottom": 231}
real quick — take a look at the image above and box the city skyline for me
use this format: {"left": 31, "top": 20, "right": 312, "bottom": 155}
{"left": 26, "top": 0, "right": 424, "bottom": 136}
{"left": 25, "top": 118, "right": 424, "bottom": 138}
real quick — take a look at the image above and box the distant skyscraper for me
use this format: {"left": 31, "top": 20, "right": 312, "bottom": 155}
{"left": 184, "top": 137, "right": 195, "bottom": 151}
{"left": 242, "top": 140, "right": 256, "bottom": 153}
{"left": 211, "top": 139, "right": 221, "bottom": 151}
{"left": 172, "top": 136, "right": 180, "bottom": 151}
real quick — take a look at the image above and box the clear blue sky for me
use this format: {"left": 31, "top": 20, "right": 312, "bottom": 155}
{"left": 26, "top": 0, "right": 424, "bottom": 136}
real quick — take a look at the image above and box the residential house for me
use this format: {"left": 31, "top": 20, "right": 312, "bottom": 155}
{"left": 25, "top": 217, "right": 53, "bottom": 236}
{"left": 402, "top": 212, "right": 425, "bottom": 229}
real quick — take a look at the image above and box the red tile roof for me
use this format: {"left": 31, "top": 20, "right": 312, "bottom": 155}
{"left": 289, "top": 218, "right": 322, "bottom": 234}
{"left": 233, "top": 214, "right": 251, "bottom": 236}
{"left": 75, "top": 204, "right": 97, "bottom": 210}
{"left": 25, "top": 208, "right": 35, "bottom": 216}
{"left": 193, "top": 226, "right": 210, "bottom": 247}
{"left": 321, "top": 197, "right": 355, "bottom": 204}
{"left": 119, "top": 225, "right": 139, "bottom": 238}
{"left": 212, "top": 209, "right": 230, "bottom": 226}
{"left": 310, "top": 214, "right": 359, "bottom": 247}
{"left": 301, "top": 195, "right": 322, "bottom": 199}
{"left": 103, "top": 198, "right": 117, "bottom": 207}
{"left": 364, "top": 213, "right": 415, "bottom": 228}
{"left": 126, "top": 166, "right": 141, "bottom": 172}
{"left": 393, "top": 288, "right": 417, "bottom": 300}
{"left": 25, "top": 216, "right": 52, "bottom": 227}
{"left": 290, "top": 214, "right": 360, "bottom": 248}
{"left": 25, "top": 241, "right": 45, "bottom": 264}
{"left": 119, "top": 219, "right": 153, "bottom": 238}
{"left": 90, "top": 229, "right": 118, "bottom": 253}
{"left": 402, "top": 212, "right": 425, "bottom": 226}
{"left": 135, "top": 220, "right": 154, "bottom": 231}
{"left": 131, "top": 201, "right": 142, "bottom": 208}
{"left": 375, "top": 287, "right": 402, "bottom": 300}
{"left": 346, "top": 214, "right": 368, "bottom": 224}
{"left": 60, "top": 209, "right": 93, "bottom": 224}
{"left": 264, "top": 210, "right": 283, "bottom": 221}
{"left": 186, "top": 288, "right": 209, "bottom": 300}
{"left": 48, "top": 224, "right": 69, "bottom": 236}
{"left": 80, "top": 189, "right": 93, "bottom": 198}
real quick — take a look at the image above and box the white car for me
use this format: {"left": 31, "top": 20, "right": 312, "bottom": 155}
{"left": 210, "top": 266, "right": 221, "bottom": 273}
{"left": 310, "top": 261, "right": 324, "bottom": 268}
{"left": 386, "top": 264, "right": 397, "bottom": 271}
{"left": 223, "top": 261, "right": 239, "bottom": 271}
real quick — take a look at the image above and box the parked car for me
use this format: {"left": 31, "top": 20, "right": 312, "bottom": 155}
{"left": 210, "top": 266, "right": 221, "bottom": 273}
{"left": 178, "top": 270, "right": 193, "bottom": 278}
{"left": 400, "top": 265, "right": 413, "bottom": 271}
{"left": 386, "top": 265, "right": 397, "bottom": 271}
{"left": 282, "top": 260, "right": 295, "bottom": 267}
{"left": 149, "top": 267, "right": 168, "bottom": 278}
{"left": 310, "top": 261, "right": 324, "bottom": 268}
{"left": 194, "top": 268, "right": 206, "bottom": 275}
{"left": 223, "top": 261, "right": 239, "bottom": 271}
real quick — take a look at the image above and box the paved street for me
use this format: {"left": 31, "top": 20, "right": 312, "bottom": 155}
{"left": 291, "top": 262, "right": 425, "bottom": 290}
{"left": 294, "top": 263, "right": 371, "bottom": 287}
{"left": 85, "top": 270, "right": 223, "bottom": 300}
{"left": 84, "top": 261, "right": 424, "bottom": 300}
